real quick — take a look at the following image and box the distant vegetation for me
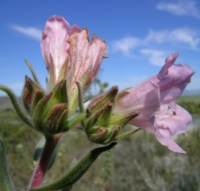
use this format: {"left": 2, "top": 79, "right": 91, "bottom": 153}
{"left": 0, "top": 95, "right": 200, "bottom": 191}
{"left": 178, "top": 96, "right": 200, "bottom": 115}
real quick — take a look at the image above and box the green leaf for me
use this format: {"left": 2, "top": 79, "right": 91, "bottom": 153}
{"left": 0, "top": 138, "right": 15, "bottom": 191}
{"left": 31, "top": 142, "right": 117, "bottom": 191}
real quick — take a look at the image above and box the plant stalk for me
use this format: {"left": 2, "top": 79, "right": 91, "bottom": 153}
{"left": 27, "top": 134, "right": 61, "bottom": 191}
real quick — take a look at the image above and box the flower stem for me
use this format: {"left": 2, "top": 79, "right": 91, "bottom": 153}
{"left": 27, "top": 134, "right": 61, "bottom": 191}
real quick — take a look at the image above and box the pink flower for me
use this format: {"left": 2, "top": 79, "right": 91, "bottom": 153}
{"left": 115, "top": 53, "right": 193, "bottom": 153}
{"left": 41, "top": 16, "right": 106, "bottom": 91}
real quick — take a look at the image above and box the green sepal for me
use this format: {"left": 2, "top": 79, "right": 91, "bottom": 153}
{"left": 32, "top": 94, "right": 51, "bottom": 132}
{"left": 87, "top": 126, "right": 120, "bottom": 144}
{"left": 65, "top": 113, "right": 86, "bottom": 129}
{"left": 31, "top": 142, "right": 117, "bottom": 191}
{"left": 32, "top": 99, "right": 68, "bottom": 134}
{"left": 88, "top": 127, "right": 108, "bottom": 143}
{"left": 85, "top": 109, "right": 137, "bottom": 144}
{"left": 0, "top": 138, "right": 15, "bottom": 191}
{"left": 43, "top": 103, "right": 68, "bottom": 134}
{"left": 43, "top": 80, "right": 68, "bottom": 116}
{"left": 87, "top": 86, "right": 118, "bottom": 114}
{"left": 50, "top": 80, "right": 68, "bottom": 104}
{"left": 109, "top": 112, "right": 138, "bottom": 127}
{"left": 97, "top": 104, "right": 112, "bottom": 127}
{"left": 31, "top": 91, "right": 45, "bottom": 111}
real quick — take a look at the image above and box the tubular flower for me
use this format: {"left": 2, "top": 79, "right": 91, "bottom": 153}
{"left": 114, "top": 53, "right": 194, "bottom": 153}
{"left": 41, "top": 16, "right": 107, "bottom": 111}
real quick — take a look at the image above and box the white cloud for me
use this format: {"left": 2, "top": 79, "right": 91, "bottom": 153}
{"left": 11, "top": 24, "right": 42, "bottom": 41}
{"left": 140, "top": 49, "right": 166, "bottom": 66}
{"left": 112, "top": 36, "right": 141, "bottom": 55}
{"left": 146, "top": 28, "right": 200, "bottom": 48}
{"left": 156, "top": 0, "right": 200, "bottom": 18}
{"left": 112, "top": 28, "right": 200, "bottom": 58}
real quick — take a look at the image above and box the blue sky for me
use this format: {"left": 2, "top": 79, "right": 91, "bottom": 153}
{"left": 0, "top": 0, "right": 200, "bottom": 95}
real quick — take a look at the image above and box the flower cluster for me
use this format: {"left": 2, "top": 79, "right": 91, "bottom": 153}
{"left": 22, "top": 16, "right": 193, "bottom": 153}
{"left": 0, "top": 15, "right": 194, "bottom": 191}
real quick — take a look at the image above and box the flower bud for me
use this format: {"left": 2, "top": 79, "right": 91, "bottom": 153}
{"left": 88, "top": 126, "right": 120, "bottom": 144}
{"left": 22, "top": 76, "right": 44, "bottom": 112}
{"left": 85, "top": 88, "right": 138, "bottom": 144}
{"left": 31, "top": 80, "right": 69, "bottom": 135}
{"left": 87, "top": 86, "right": 118, "bottom": 114}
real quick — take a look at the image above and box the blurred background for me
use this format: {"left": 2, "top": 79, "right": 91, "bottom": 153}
{"left": 0, "top": 0, "right": 200, "bottom": 190}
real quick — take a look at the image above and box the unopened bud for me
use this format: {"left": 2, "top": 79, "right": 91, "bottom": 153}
{"left": 31, "top": 80, "right": 69, "bottom": 135}
{"left": 22, "top": 76, "right": 44, "bottom": 112}
{"left": 87, "top": 126, "right": 120, "bottom": 144}
{"left": 87, "top": 86, "right": 118, "bottom": 114}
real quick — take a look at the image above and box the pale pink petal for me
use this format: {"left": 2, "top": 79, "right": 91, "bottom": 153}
{"left": 67, "top": 29, "right": 90, "bottom": 90}
{"left": 154, "top": 103, "right": 192, "bottom": 153}
{"left": 68, "top": 30, "right": 106, "bottom": 90}
{"left": 154, "top": 54, "right": 194, "bottom": 103}
{"left": 41, "top": 16, "right": 70, "bottom": 84}
{"left": 155, "top": 104, "right": 192, "bottom": 134}
{"left": 115, "top": 79, "right": 160, "bottom": 131}
{"left": 155, "top": 132, "right": 186, "bottom": 153}
{"left": 158, "top": 53, "right": 178, "bottom": 76}
{"left": 86, "top": 37, "right": 107, "bottom": 85}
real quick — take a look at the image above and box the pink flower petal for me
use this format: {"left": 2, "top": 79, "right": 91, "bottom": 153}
{"left": 156, "top": 54, "right": 194, "bottom": 103}
{"left": 155, "top": 132, "right": 186, "bottom": 154}
{"left": 154, "top": 103, "right": 192, "bottom": 153}
{"left": 41, "top": 16, "right": 70, "bottom": 85}
{"left": 115, "top": 79, "right": 160, "bottom": 131}
{"left": 67, "top": 30, "right": 106, "bottom": 91}
{"left": 158, "top": 53, "right": 178, "bottom": 76}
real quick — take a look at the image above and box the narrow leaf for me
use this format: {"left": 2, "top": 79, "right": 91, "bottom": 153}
{"left": 0, "top": 85, "right": 32, "bottom": 127}
{"left": 31, "top": 142, "right": 117, "bottom": 191}
{"left": 25, "top": 59, "right": 40, "bottom": 85}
